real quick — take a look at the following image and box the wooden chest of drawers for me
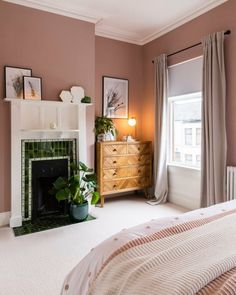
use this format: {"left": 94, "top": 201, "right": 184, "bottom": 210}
{"left": 96, "top": 141, "right": 152, "bottom": 207}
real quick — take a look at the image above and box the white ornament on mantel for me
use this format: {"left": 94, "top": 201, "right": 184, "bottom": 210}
{"left": 71, "top": 86, "right": 85, "bottom": 103}
{"left": 59, "top": 90, "right": 73, "bottom": 103}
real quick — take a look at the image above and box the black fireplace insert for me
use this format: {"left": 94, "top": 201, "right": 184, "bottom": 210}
{"left": 31, "top": 159, "right": 69, "bottom": 219}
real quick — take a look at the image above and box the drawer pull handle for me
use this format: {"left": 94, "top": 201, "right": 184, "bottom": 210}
{"left": 113, "top": 148, "right": 117, "bottom": 152}
{"left": 113, "top": 184, "right": 117, "bottom": 188}
{"left": 113, "top": 172, "right": 117, "bottom": 176}
{"left": 138, "top": 170, "right": 141, "bottom": 173}
{"left": 113, "top": 160, "right": 117, "bottom": 164}
{"left": 138, "top": 147, "right": 141, "bottom": 151}
{"left": 138, "top": 158, "right": 141, "bottom": 161}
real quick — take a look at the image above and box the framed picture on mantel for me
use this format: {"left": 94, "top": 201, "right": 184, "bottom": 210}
{"left": 102, "top": 76, "right": 129, "bottom": 119}
{"left": 23, "top": 76, "right": 42, "bottom": 100}
{"left": 4, "top": 66, "right": 32, "bottom": 99}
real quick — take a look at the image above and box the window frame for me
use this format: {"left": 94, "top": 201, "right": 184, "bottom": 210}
{"left": 167, "top": 92, "right": 202, "bottom": 170}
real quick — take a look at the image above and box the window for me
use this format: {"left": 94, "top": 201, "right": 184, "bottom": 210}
{"left": 185, "top": 128, "right": 192, "bottom": 145}
{"left": 196, "top": 155, "right": 201, "bottom": 167}
{"left": 185, "top": 154, "right": 192, "bottom": 164}
{"left": 168, "top": 92, "right": 202, "bottom": 168}
{"left": 174, "top": 152, "right": 181, "bottom": 162}
{"left": 196, "top": 128, "right": 201, "bottom": 145}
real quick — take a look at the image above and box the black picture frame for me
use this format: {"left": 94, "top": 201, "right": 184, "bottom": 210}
{"left": 4, "top": 66, "right": 32, "bottom": 99}
{"left": 102, "top": 76, "right": 129, "bottom": 119}
{"left": 23, "top": 76, "right": 42, "bottom": 100}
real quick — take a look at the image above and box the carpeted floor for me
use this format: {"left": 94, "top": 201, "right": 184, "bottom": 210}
{"left": 0, "top": 196, "right": 188, "bottom": 295}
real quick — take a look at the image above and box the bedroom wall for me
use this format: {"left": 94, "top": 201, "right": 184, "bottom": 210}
{"left": 0, "top": 1, "right": 95, "bottom": 214}
{"left": 95, "top": 36, "right": 143, "bottom": 140}
{"left": 142, "top": 0, "right": 236, "bottom": 164}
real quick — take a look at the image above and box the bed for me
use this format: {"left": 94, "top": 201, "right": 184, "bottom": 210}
{"left": 61, "top": 200, "right": 236, "bottom": 295}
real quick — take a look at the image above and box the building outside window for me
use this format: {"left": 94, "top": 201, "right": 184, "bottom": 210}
{"left": 174, "top": 151, "right": 181, "bottom": 162}
{"left": 196, "top": 128, "right": 201, "bottom": 145}
{"left": 196, "top": 154, "right": 201, "bottom": 167}
{"left": 185, "top": 154, "right": 193, "bottom": 165}
{"left": 185, "top": 128, "right": 192, "bottom": 145}
{"left": 168, "top": 92, "right": 202, "bottom": 168}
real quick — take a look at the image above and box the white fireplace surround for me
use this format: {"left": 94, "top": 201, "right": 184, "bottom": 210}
{"left": 5, "top": 98, "right": 92, "bottom": 227}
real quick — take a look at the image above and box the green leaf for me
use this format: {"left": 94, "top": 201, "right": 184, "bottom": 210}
{"left": 91, "top": 191, "right": 100, "bottom": 205}
{"left": 83, "top": 173, "right": 97, "bottom": 182}
{"left": 79, "top": 161, "right": 89, "bottom": 172}
{"left": 72, "top": 175, "right": 81, "bottom": 183}
{"left": 53, "top": 177, "right": 67, "bottom": 190}
{"left": 55, "top": 189, "right": 70, "bottom": 201}
{"left": 70, "top": 162, "right": 78, "bottom": 172}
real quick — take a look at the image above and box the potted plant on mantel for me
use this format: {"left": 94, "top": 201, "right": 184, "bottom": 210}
{"left": 51, "top": 162, "right": 100, "bottom": 222}
{"left": 94, "top": 116, "right": 117, "bottom": 141}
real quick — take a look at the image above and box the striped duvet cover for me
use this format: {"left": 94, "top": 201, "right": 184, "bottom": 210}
{"left": 62, "top": 200, "right": 236, "bottom": 295}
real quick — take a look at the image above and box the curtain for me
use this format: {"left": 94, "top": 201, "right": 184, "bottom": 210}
{"left": 147, "top": 54, "right": 168, "bottom": 205}
{"left": 201, "top": 32, "right": 227, "bottom": 207}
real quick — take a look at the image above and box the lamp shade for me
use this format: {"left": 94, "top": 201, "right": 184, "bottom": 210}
{"left": 128, "top": 117, "right": 136, "bottom": 127}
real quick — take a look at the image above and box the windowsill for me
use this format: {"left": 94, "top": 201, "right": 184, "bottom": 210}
{"left": 167, "top": 162, "right": 201, "bottom": 171}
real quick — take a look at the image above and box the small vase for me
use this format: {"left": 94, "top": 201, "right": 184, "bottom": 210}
{"left": 105, "top": 132, "right": 115, "bottom": 141}
{"left": 107, "top": 107, "right": 115, "bottom": 117}
{"left": 69, "top": 201, "right": 88, "bottom": 222}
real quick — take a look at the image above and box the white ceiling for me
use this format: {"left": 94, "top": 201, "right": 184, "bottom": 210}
{"left": 4, "top": 0, "right": 227, "bottom": 45}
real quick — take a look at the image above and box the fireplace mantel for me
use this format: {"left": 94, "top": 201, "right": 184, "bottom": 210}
{"left": 5, "top": 98, "right": 92, "bottom": 227}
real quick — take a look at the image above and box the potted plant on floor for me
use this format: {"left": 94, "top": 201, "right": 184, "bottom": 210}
{"left": 94, "top": 116, "right": 117, "bottom": 141}
{"left": 51, "top": 162, "right": 100, "bottom": 222}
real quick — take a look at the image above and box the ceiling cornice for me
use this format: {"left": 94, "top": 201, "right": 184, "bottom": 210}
{"left": 3, "top": 0, "right": 101, "bottom": 23}
{"left": 95, "top": 25, "right": 142, "bottom": 45}
{"left": 3, "top": 0, "right": 228, "bottom": 45}
{"left": 140, "top": 0, "right": 228, "bottom": 45}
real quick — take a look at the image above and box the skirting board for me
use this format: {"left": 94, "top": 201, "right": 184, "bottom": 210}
{"left": 0, "top": 211, "right": 10, "bottom": 227}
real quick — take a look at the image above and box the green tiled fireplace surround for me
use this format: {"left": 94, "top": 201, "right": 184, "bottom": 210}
{"left": 21, "top": 139, "right": 76, "bottom": 221}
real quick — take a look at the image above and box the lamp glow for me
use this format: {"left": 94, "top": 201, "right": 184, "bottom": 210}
{"left": 128, "top": 117, "right": 136, "bottom": 127}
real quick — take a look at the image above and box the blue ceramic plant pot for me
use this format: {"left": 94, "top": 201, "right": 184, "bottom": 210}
{"left": 69, "top": 201, "right": 88, "bottom": 222}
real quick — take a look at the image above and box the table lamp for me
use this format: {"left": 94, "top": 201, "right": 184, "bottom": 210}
{"left": 127, "top": 117, "right": 137, "bottom": 140}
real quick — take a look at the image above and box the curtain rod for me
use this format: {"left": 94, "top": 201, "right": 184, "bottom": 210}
{"left": 152, "top": 30, "right": 231, "bottom": 63}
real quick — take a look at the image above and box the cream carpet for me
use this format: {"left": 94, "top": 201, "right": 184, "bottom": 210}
{"left": 0, "top": 196, "right": 188, "bottom": 295}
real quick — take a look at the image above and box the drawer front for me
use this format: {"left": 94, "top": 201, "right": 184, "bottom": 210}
{"left": 127, "top": 143, "right": 150, "bottom": 155}
{"left": 103, "top": 177, "right": 150, "bottom": 193}
{"left": 103, "top": 165, "right": 150, "bottom": 180}
{"left": 103, "top": 155, "right": 150, "bottom": 168}
{"left": 103, "top": 156, "right": 128, "bottom": 168}
{"left": 103, "top": 144, "right": 127, "bottom": 156}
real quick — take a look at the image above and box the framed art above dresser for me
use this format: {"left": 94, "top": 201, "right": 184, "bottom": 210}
{"left": 96, "top": 141, "right": 152, "bottom": 207}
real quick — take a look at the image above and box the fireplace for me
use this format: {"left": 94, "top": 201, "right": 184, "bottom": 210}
{"left": 22, "top": 139, "right": 76, "bottom": 221}
{"left": 31, "top": 158, "right": 69, "bottom": 219}
{"left": 7, "top": 98, "right": 89, "bottom": 227}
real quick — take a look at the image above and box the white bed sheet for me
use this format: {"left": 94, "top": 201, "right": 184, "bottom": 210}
{"left": 61, "top": 200, "right": 236, "bottom": 295}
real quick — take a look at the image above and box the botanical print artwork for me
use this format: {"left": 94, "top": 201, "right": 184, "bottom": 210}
{"left": 103, "top": 76, "right": 128, "bottom": 118}
{"left": 23, "top": 76, "right": 42, "bottom": 100}
{"left": 4, "top": 66, "right": 32, "bottom": 99}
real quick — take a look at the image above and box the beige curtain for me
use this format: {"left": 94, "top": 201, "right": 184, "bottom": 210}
{"left": 147, "top": 54, "right": 168, "bottom": 205}
{"left": 201, "top": 32, "right": 227, "bottom": 207}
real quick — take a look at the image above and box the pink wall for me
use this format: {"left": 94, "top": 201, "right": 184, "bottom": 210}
{"left": 142, "top": 0, "right": 236, "bottom": 166}
{"left": 0, "top": 1, "right": 95, "bottom": 213}
{"left": 1, "top": 0, "right": 236, "bottom": 214}
{"left": 95, "top": 36, "right": 143, "bottom": 140}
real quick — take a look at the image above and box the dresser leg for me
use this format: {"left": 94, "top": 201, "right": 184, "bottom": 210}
{"left": 144, "top": 188, "right": 150, "bottom": 199}
{"left": 100, "top": 195, "right": 104, "bottom": 207}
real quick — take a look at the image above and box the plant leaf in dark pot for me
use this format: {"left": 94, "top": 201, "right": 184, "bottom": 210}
{"left": 51, "top": 161, "right": 100, "bottom": 222}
